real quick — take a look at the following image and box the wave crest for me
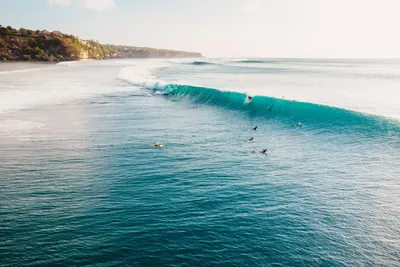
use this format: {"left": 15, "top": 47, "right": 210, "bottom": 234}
{"left": 117, "top": 62, "right": 400, "bottom": 133}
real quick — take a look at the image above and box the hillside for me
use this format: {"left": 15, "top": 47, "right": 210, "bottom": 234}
{"left": 0, "top": 25, "right": 203, "bottom": 61}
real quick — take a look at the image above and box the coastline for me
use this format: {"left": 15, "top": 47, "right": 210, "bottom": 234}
{"left": 1, "top": 26, "right": 203, "bottom": 62}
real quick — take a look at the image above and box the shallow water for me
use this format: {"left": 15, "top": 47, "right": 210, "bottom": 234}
{"left": 0, "top": 61, "right": 56, "bottom": 73}
{"left": 1, "top": 59, "right": 400, "bottom": 266}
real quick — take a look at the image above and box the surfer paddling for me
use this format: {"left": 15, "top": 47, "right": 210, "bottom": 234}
{"left": 252, "top": 148, "right": 268, "bottom": 154}
{"left": 151, "top": 142, "right": 164, "bottom": 147}
{"left": 293, "top": 121, "right": 303, "bottom": 127}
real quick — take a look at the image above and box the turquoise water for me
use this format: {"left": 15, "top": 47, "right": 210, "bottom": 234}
{"left": 1, "top": 59, "right": 400, "bottom": 266}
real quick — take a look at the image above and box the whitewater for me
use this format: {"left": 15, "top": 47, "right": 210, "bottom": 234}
{"left": 1, "top": 59, "right": 400, "bottom": 266}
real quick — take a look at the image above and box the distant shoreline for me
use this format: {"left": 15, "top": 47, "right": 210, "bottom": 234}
{"left": 1, "top": 25, "right": 203, "bottom": 62}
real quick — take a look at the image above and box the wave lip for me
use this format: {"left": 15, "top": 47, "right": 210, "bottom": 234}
{"left": 117, "top": 60, "right": 400, "bottom": 131}
{"left": 233, "top": 59, "right": 271, "bottom": 64}
{"left": 189, "top": 61, "right": 216, "bottom": 66}
{"left": 118, "top": 71, "right": 400, "bottom": 133}
{"left": 117, "top": 62, "right": 170, "bottom": 91}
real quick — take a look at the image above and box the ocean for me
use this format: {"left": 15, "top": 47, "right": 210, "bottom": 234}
{"left": 1, "top": 59, "right": 400, "bottom": 266}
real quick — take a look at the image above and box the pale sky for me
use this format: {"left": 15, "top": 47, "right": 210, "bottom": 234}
{"left": 1, "top": 0, "right": 400, "bottom": 58}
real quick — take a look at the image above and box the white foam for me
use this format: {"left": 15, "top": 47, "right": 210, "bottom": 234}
{"left": 0, "top": 66, "right": 57, "bottom": 75}
{"left": 0, "top": 119, "right": 45, "bottom": 132}
{"left": 0, "top": 59, "right": 165, "bottom": 114}
{"left": 117, "top": 60, "right": 171, "bottom": 92}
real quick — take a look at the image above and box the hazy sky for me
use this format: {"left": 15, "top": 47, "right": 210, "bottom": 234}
{"left": 1, "top": 0, "right": 400, "bottom": 57}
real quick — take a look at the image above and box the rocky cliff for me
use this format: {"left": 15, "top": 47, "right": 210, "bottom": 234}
{"left": 0, "top": 25, "right": 203, "bottom": 61}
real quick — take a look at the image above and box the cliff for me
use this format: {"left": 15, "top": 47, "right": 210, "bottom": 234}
{"left": 0, "top": 25, "right": 203, "bottom": 61}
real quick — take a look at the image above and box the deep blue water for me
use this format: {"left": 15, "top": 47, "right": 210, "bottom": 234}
{"left": 1, "top": 59, "right": 400, "bottom": 266}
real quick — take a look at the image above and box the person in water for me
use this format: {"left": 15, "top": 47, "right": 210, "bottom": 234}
{"left": 293, "top": 121, "right": 303, "bottom": 128}
{"left": 152, "top": 142, "right": 164, "bottom": 147}
{"left": 252, "top": 126, "right": 258, "bottom": 131}
{"left": 251, "top": 148, "right": 268, "bottom": 154}
{"left": 248, "top": 137, "right": 254, "bottom": 141}
{"left": 268, "top": 104, "right": 274, "bottom": 111}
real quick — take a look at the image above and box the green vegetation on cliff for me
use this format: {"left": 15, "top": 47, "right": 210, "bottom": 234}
{"left": 0, "top": 25, "right": 203, "bottom": 61}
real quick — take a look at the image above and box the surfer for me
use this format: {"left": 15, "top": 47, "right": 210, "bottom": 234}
{"left": 252, "top": 126, "right": 258, "bottom": 131}
{"left": 251, "top": 148, "right": 268, "bottom": 154}
{"left": 248, "top": 137, "right": 254, "bottom": 141}
{"left": 152, "top": 142, "right": 164, "bottom": 147}
{"left": 293, "top": 121, "right": 303, "bottom": 128}
{"left": 246, "top": 95, "right": 253, "bottom": 103}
